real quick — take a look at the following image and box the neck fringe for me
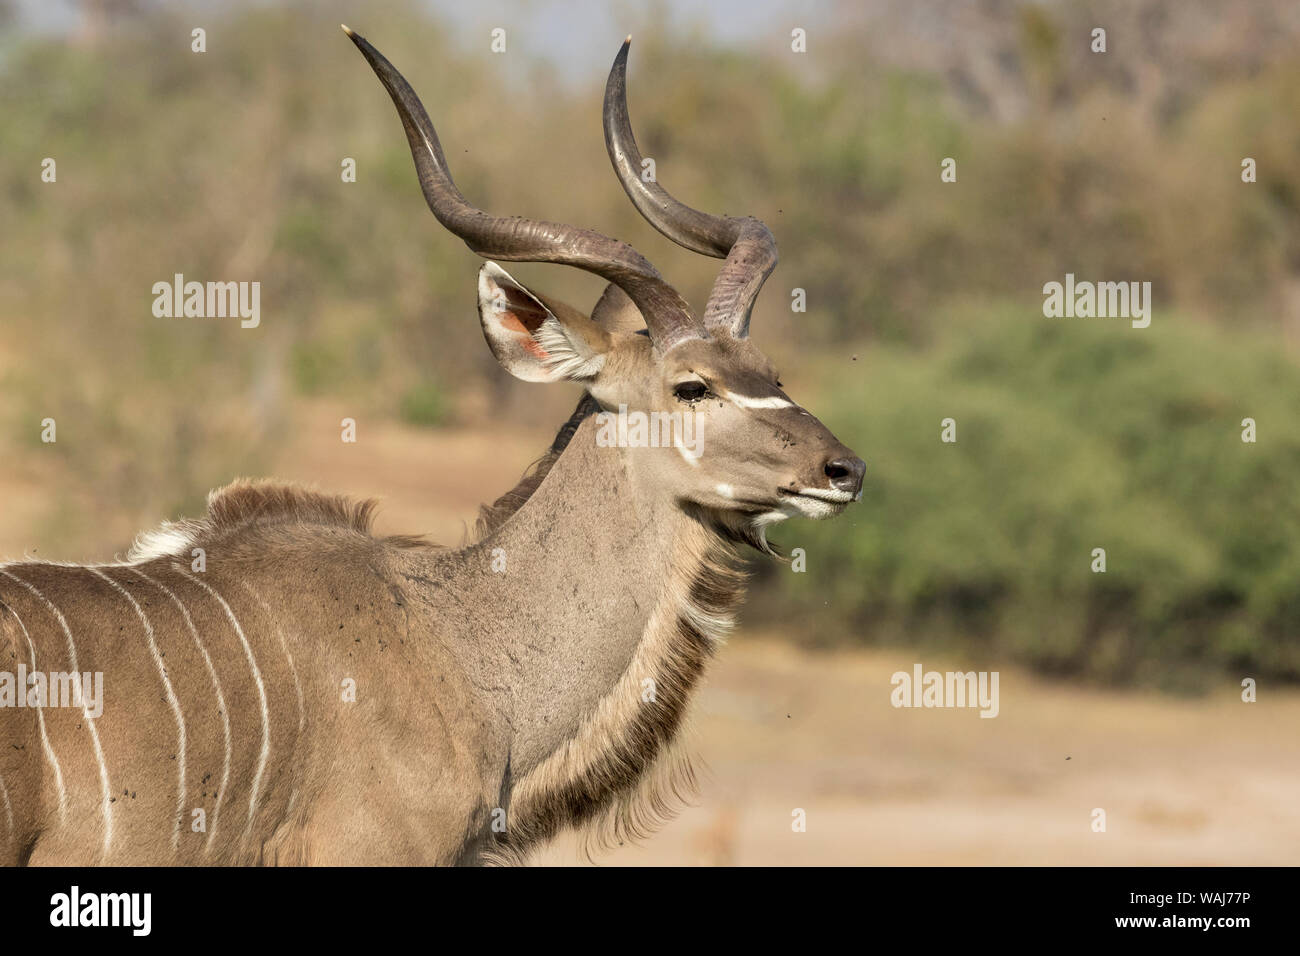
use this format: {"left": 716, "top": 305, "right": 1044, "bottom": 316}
{"left": 482, "top": 516, "right": 750, "bottom": 866}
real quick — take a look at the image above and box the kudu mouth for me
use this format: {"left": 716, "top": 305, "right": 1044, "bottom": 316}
{"left": 779, "top": 487, "right": 860, "bottom": 505}
{"left": 769, "top": 444, "right": 866, "bottom": 516}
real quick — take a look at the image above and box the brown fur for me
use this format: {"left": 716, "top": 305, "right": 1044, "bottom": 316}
{"left": 128, "top": 479, "right": 432, "bottom": 562}
{"left": 206, "top": 480, "right": 381, "bottom": 537}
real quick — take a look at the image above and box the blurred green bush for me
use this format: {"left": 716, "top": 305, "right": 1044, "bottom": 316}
{"left": 762, "top": 305, "right": 1300, "bottom": 691}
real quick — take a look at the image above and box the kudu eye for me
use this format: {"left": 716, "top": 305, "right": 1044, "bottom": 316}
{"left": 673, "top": 381, "right": 709, "bottom": 403}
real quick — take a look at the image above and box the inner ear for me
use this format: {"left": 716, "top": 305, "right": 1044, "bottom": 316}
{"left": 495, "top": 283, "right": 550, "bottom": 336}
{"left": 477, "top": 262, "right": 610, "bottom": 384}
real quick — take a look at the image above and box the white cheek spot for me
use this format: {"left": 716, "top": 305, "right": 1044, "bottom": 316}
{"left": 677, "top": 442, "right": 701, "bottom": 467}
{"left": 715, "top": 483, "right": 734, "bottom": 499}
{"left": 728, "top": 393, "right": 795, "bottom": 410}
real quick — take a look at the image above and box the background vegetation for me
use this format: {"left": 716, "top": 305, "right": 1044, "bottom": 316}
{"left": 2, "top": 0, "right": 1298, "bottom": 689}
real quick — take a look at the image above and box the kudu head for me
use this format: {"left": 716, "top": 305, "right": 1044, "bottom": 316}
{"left": 345, "top": 27, "right": 864, "bottom": 539}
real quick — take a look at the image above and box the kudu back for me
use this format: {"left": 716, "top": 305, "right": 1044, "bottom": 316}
{"left": 0, "top": 28, "right": 863, "bottom": 866}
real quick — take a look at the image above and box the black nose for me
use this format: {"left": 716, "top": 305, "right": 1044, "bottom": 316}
{"left": 824, "top": 456, "right": 866, "bottom": 495}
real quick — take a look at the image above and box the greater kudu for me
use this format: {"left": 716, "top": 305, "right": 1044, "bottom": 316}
{"left": 0, "top": 27, "right": 864, "bottom": 866}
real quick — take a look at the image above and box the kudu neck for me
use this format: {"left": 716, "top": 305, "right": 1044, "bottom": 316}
{"left": 475, "top": 412, "right": 722, "bottom": 777}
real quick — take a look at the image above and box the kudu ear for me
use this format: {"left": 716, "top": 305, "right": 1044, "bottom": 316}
{"left": 477, "top": 262, "right": 612, "bottom": 383}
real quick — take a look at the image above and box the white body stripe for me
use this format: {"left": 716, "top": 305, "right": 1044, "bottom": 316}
{"left": 240, "top": 581, "right": 304, "bottom": 735}
{"left": 177, "top": 568, "right": 271, "bottom": 854}
{"left": 0, "top": 569, "right": 114, "bottom": 861}
{"left": 91, "top": 568, "right": 188, "bottom": 851}
{"left": 2, "top": 603, "right": 68, "bottom": 824}
{"left": 134, "top": 568, "right": 231, "bottom": 854}
{"left": 241, "top": 582, "right": 305, "bottom": 823}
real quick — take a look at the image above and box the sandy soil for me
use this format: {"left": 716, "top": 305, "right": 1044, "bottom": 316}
{"left": 536, "top": 638, "right": 1300, "bottom": 865}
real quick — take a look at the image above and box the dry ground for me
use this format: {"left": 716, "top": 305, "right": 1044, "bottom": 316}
{"left": 537, "top": 638, "right": 1300, "bottom": 865}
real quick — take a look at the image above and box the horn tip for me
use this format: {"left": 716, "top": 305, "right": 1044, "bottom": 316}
{"left": 340, "top": 23, "right": 355, "bottom": 37}
{"left": 613, "top": 35, "right": 631, "bottom": 68}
